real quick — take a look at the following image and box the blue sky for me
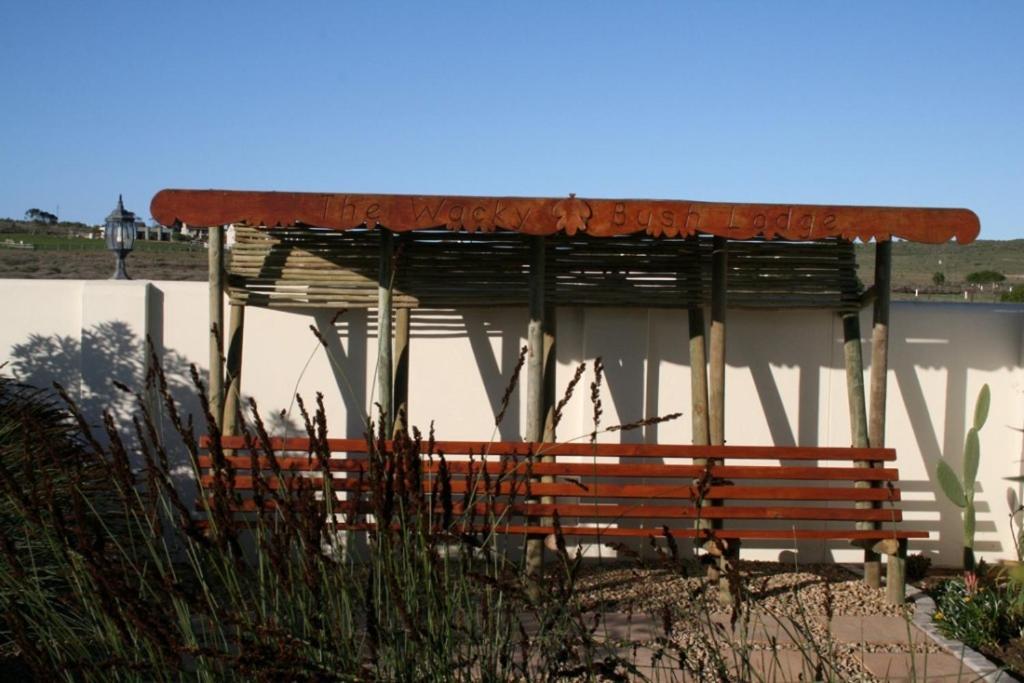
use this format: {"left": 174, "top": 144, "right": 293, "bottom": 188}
{"left": 1, "top": 2, "right": 1021, "bottom": 239}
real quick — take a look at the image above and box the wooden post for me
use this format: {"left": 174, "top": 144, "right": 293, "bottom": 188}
{"left": 539, "top": 302, "right": 557, "bottom": 550}
{"left": 689, "top": 309, "right": 710, "bottom": 446}
{"left": 542, "top": 303, "right": 557, "bottom": 443}
{"left": 871, "top": 240, "right": 893, "bottom": 589}
{"left": 689, "top": 303, "right": 714, "bottom": 561}
{"left": 688, "top": 238, "right": 710, "bottom": 451}
{"left": 222, "top": 303, "right": 245, "bottom": 436}
{"left": 687, "top": 239, "right": 714, "bottom": 572}
{"left": 377, "top": 230, "right": 394, "bottom": 434}
{"left": 208, "top": 224, "right": 225, "bottom": 428}
{"left": 393, "top": 306, "right": 410, "bottom": 436}
{"left": 709, "top": 237, "right": 732, "bottom": 599}
{"left": 526, "top": 237, "right": 546, "bottom": 442}
{"left": 842, "top": 313, "right": 869, "bottom": 449}
{"left": 887, "top": 539, "right": 908, "bottom": 605}
{"left": 718, "top": 541, "right": 741, "bottom": 606}
{"left": 709, "top": 237, "right": 727, "bottom": 446}
{"left": 525, "top": 236, "right": 546, "bottom": 578}
{"left": 843, "top": 309, "right": 879, "bottom": 587}
{"left": 869, "top": 240, "right": 892, "bottom": 449}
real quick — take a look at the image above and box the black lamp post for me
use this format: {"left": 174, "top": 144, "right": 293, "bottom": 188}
{"left": 105, "top": 195, "right": 137, "bottom": 280}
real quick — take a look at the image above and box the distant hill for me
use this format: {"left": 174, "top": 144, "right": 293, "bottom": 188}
{"left": 0, "top": 217, "right": 94, "bottom": 235}
{"left": 0, "top": 217, "right": 206, "bottom": 280}
{"left": 855, "top": 239, "right": 1024, "bottom": 301}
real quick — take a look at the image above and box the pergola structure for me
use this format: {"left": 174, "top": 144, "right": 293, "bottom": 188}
{"left": 152, "top": 189, "right": 979, "bottom": 585}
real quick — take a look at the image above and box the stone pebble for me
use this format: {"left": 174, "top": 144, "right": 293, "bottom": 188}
{"left": 570, "top": 559, "right": 942, "bottom": 682}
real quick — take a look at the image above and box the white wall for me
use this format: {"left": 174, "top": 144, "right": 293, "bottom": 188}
{"left": 2, "top": 279, "right": 1021, "bottom": 567}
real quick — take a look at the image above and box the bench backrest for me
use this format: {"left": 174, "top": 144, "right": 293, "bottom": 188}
{"left": 197, "top": 436, "right": 904, "bottom": 541}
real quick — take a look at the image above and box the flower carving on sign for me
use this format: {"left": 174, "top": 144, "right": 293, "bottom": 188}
{"left": 553, "top": 194, "right": 591, "bottom": 236}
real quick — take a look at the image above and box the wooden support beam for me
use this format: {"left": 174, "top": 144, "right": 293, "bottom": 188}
{"left": 689, "top": 309, "right": 710, "bottom": 446}
{"left": 718, "top": 540, "right": 741, "bottom": 606}
{"left": 222, "top": 303, "right": 245, "bottom": 436}
{"left": 705, "top": 237, "right": 728, "bottom": 578}
{"left": 377, "top": 230, "right": 394, "bottom": 434}
{"left": 393, "top": 306, "right": 410, "bottom": 436}
{"left": 542, "top": 303, "right": 557, "bottom": 443}
{"left": 887, "top": 538, "right": 908, "bottom": 605}
{"left": 208, "top": 224, "right": 225, "bottom": 428}
{"left": 869, "top": 240, "right": 892, "bottom": 449}
{"left": 526, "top": 236, "right": 546, "bottom": 443}
{"left": 525, "top": 236, "right": 546, "bottom": 578}
{"left": 869, "top": 240, "right": 893, "bottom": 587}
{"left": 842, "top": 312, "right": 869, "bottom": 449}
{"left": 688, "top": 237, "right": 714, "bottom": 565}
{"left": 687, "top": 235, "right": 710, "bottom": 449}
{"left": 709, "top": 237, "right": 727, "bottom": 446}
{"left": 843, "top": 309, "right": 880, "bottom": 587}
{"left": 689, "top": 306, "right": 714, "bottom": 549}
{"left": 540, "top": 302, "right": 557, "bottom": 553}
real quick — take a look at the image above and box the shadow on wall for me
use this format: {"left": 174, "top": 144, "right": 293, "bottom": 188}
{"left": 6, "top": 321, "right": 204, "bottom": 509}
{"left": 5, "top": 320, "right": 303, "bottom": 511}
{"left": 8, "top": 321, "right": 197, "bottom": 428}
{"left": 308, "top": 307, "right": 531, "bottom": 442}
{"left": 891, "top": 305, "right": 1024, "bottom": 563}
{"left": 312, "top": 309, "right": 371, "bottom": 440}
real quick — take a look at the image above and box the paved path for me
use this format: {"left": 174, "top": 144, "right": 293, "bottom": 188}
{"left": 596, "top": 611, "right": 1011, "bottom": 682}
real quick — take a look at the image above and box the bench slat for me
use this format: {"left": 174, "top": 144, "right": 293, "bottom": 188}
{"left": 193, "top": 518, "right": 927, "bottom": 541}
{"left": 201, "top": 437, "right": 895, "bottom": 462}
{"left": 242, "top": 521, "right": 926, "bottom": 541}
{"left": 199, "top": 475, "right": 901, "bottom": 502}
{"left": 442, "top": 526, "right": 930, "bottom": 541}
{"left": 197, "top": 436, "right": 925, "bottom": 548}
{"left": 196, "top": 457, "right": 898, "bottom": 482}
{"left": 207, "top": 499, "right": 902, "bottom": 523}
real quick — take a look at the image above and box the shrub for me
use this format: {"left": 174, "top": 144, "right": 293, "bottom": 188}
{"left": 1001, "top": 288, "right": 1024, "bottom": 303}
{"left": 966, "top": 270, "right": 1006, "bottom": 284}
{"left": 932, "top": 271, "right": 946, "bottom": 285}
{"left": 0, "top": 355, "right": 642, "bottom": 680}
{"left": 934, "top": 577, "right": 1024, "bottom": 650}
{"left": 906, "top": 553, "right": 932, "bottom": 582}
{"left": 0, "top": 375, "right": 142, "bottom": 659}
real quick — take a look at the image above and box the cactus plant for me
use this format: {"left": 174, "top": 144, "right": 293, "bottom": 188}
{"left": 937, "top": 383, "right": 990, "bottom": 570}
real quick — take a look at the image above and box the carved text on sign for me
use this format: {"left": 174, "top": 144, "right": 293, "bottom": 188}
{"left": 151, "top": 190, "right": 980, "bottom": 244}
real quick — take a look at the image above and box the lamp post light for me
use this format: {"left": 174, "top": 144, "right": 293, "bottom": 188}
{"left": 105, "top": 195, "right": 137, "bottom": 280}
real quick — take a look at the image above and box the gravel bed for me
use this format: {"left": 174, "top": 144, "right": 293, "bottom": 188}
{"left": 570, "top": 559, "right": 944, "bottom": 682}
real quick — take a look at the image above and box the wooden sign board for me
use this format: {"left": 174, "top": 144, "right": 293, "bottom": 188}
{"left": 151, "top": 189, "right": 979, "bottom": 244}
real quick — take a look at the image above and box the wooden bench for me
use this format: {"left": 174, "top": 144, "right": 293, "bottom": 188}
{"left": 197, "top": 436, "right": 927, "bottom": 604}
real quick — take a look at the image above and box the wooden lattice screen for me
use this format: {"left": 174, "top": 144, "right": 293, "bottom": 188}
{"left": 228, "top": 226, "right": 862, "bottom": 310}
